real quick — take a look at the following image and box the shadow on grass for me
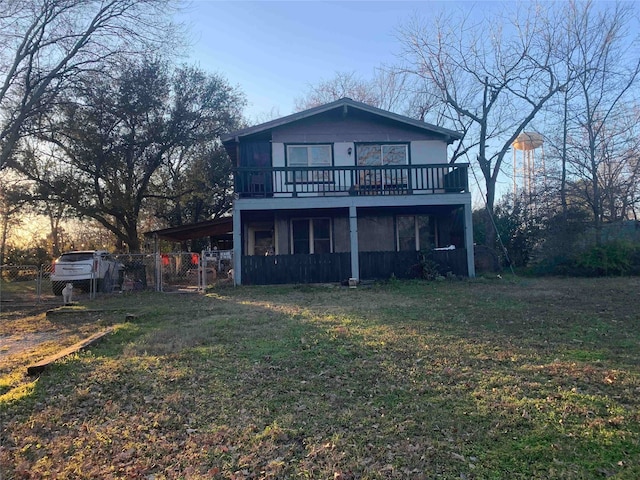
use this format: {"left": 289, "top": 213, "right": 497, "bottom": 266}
{"left": 2, "top": 279, "right": 639, "bottom": 479}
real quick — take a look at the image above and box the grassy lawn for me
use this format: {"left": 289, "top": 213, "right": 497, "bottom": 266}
{"left": 1, "top": 276, "right": 639, "bottom": 479}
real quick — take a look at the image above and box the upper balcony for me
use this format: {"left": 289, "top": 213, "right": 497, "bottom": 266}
{"left": 235, "top": 163, "right": 469, "bottom": 198}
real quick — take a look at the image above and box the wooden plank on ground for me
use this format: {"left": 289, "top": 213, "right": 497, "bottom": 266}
{"left": 26, "top": 327, "right": 115, "bottom": 376}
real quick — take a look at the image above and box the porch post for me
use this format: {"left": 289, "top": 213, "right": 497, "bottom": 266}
{"left": 349, "top": 205, "right": 359, "bottom": 281}
{"left": 232, "top": 204, "right": 242, "bottom": 285}
{"left": 464, "top": 203, "right": 476, "bottom": 277}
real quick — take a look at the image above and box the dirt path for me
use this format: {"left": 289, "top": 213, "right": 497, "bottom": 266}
{"left": 0, "top": 331, "right": 66, "bottom": 358}
{"left": 0, "top": 304, "right": 112, "bottom": 379}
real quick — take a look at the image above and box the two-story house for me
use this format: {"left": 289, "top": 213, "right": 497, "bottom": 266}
{"left": 222, "top": 98, "right": 474, "bottom": 285}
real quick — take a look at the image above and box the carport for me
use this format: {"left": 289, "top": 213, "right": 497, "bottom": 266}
{"left": 142, "top": 218, "right": 235, "bottom": 290}
{"left": 143, "top": 217, "right": 233, "bottom": 251}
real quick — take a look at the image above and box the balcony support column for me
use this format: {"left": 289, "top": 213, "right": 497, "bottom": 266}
{"left": 233, "top": 203, "right": 242, "bottom": 285}
{"left": 464, "top": 203, "right": 476, "bottom": 277}
{"left": 349, "top": 205, "right": 359, "bottom": 281}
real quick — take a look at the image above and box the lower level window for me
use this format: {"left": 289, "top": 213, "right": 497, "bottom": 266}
{"left": 292, "top": 218, "right": 331, "bottom": 254}
{"left": 397, "top": 215, "right": 435, "bottom": 251}
{"left": 253, "top": 230, "right": 274, "bottom": 256}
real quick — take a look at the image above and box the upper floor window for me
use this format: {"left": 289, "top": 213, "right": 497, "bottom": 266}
{"left": 357, "top": 144, "right": 409, "bottom": 187}
{"left": 287, "top": 145, "right": 332, "bottom": 183}
{"left": 357, "top": 144, "right": 408, "bottom": 167}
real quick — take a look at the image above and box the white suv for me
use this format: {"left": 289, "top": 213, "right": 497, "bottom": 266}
{"left": 51, "top": 250, "right": 121, "bottom": 295}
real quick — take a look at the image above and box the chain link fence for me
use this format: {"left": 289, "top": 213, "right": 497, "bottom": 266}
{"left": 114, "top": 253, "right": 201, "bottom": 293}
{"left": 0, "top": 251, "right": 235, "bottom": 308}
{"left": 200, "top": 249, "right": 234, "bottom": 289}
{"left": 113, "top": 254, "right": 159, "bottom": 293}
{"left": 0, "top": 265, "right": 43, "bottom": 307}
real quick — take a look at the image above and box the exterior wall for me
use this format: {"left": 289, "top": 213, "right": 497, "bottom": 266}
{"left": 411, "top": 140, "right": 447, "bottom": 165}
{"left": 273, "top": 143, "right": 285, "bottom": 168}
{"left": 333, "top": 142, "right": 353, "bottom": 167}
{"left": 272, "top": 139, "right": 448, "bottom": 169}
{"left": 272, "top": 113, "right": 441, "bottom": 144}
{"left": 263, "top": 113, "right": 452, "bottom": 200}
{"left": 270, "top": 113, "right": 449, "bottom": 172}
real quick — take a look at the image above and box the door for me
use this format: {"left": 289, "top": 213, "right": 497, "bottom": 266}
{"left": 240, "top": 141, "right": 272, "bottom": 196}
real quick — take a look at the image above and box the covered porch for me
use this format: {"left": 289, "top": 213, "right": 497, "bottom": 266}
{"left": 233, "top": 198, "right": 475, "bottom": 285}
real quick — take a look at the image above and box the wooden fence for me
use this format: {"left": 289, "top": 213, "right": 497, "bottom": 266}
{"left": 241, "top": 249, "right": 468, "bottom": 285}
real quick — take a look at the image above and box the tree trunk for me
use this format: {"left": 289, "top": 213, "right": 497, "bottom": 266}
{"left": 125, "top": 225, "right": 141, "bottom": 253}
{"left": 484, "top": 182, "right": 497, "bottom": 250}
{"left": 0, "top": 209, "right": 8, "bottom": 265}
{"left": 561, "top": 89, "right": 569, "bottom": 221}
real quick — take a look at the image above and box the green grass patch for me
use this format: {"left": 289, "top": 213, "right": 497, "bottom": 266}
{"left": 1, "top": 278, "right": 639, "bottom": 479}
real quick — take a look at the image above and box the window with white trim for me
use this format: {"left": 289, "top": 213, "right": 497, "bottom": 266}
{"left": 291, "top": 218, "right": 332, "bottom": 254}
{"left": 357, "top": 144, "right": 408, "bottom": 187}
{"left": 287, "top": 145, "right": 332, "bottom": 183}
{"left": 357, "top": 144, "right": 408, "bottom": 167}
{"left": 397, "top": 215, "right": 436, "bottom": 251}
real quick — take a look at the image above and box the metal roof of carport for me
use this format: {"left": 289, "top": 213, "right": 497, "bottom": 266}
{"left": 143, "top": 217, "right": 233, "bottom": 243}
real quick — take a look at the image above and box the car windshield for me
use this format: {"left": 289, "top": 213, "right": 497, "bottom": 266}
{"left": 59, "top": 253, "right": 94, "bottom": 262}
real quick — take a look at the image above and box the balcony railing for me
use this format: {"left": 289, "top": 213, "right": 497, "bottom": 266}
{"left": 235, "top": 164, "right": 469, "bottom": 198}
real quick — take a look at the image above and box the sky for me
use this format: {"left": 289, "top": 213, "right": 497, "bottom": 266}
{"left": 178, "top": 1, "right": 452, "bottom": 121}
{"left": 176, "top": 0, "right": 499, "bottom": 205}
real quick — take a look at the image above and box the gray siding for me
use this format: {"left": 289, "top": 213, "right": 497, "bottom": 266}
{"left": 272, "top": 114, "right": 441, "bottom": 144}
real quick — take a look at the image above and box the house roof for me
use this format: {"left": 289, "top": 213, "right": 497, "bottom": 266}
{"left": 221, "top": 97, "right": 462, "bottom": 145}
{"left": 144, "top": 217, "right": 233, "bottom": 243}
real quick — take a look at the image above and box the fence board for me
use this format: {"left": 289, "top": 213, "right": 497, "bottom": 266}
{"left": 241, "top": 249, "right": 467, "bottom": 285}
{"left": 358, "top": 251, "right": 420, "bottom": 280}
{"left": 242, "top": 253, "right": 351, "bottom": 285}
{"left": 27, "top": 327, "right": 115, "bottom": 376}
{"left": 431, "top": 249, "right": 468, "bottom": 276}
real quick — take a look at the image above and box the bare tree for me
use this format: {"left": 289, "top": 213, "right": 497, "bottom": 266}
{"left": 294, "top": 71, "right": 378, "bottom": 111}
{"left": 293, "top": 68, "right": 423, "bottom": 115}
{"left": 398, "top": 3, "right": 572, "bottom": 248}
{"left": 566, "top": 111, "right": 640, "bottom": 234}
{"left": 560, "top": 0, "right": 640, "bottom": 244}
{"left": 0, "top": 0, "right": 181, "bottom": 171}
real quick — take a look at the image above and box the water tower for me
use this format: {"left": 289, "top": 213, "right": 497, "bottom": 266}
{"left": 512, "top": 132, "right": 544, "bottom": 198}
